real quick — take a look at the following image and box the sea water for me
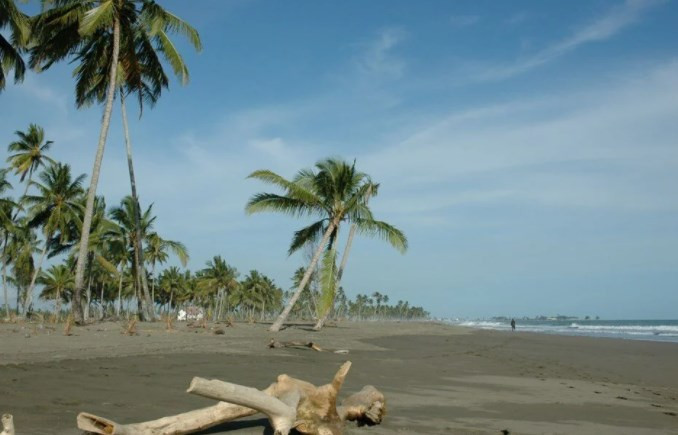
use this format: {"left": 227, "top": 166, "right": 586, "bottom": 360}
{"left": 442, "top": 318, "right": 678, "bottom": 343}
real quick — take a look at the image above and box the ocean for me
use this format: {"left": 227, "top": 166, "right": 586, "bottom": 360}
{"left": 443, "top": 318, "right": 678, "bottom": 344}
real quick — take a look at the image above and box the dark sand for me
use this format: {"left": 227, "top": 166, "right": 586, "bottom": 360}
{"left": 1, "top": 321, "right": 677, "bottom": 434}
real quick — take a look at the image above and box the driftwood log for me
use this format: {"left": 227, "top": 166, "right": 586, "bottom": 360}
{"left": 0, "top": 414, "right": 14, "bottom": 435}
{"left": 77, "top": 361, "right": 385, "bottom": 435}
{"left": 268, "top": 339, "right": 349, "bottom": 354}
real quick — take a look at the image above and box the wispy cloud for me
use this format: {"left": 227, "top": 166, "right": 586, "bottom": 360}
{"left": 356, "top": 28, "right": 407, "bottom": 79}
{"left": 478, "top": 0, "right": 661, "bottom": 81}
{"left": 449, "top": 15, "right": 480, "bottom": 28}
{"left": 361, "top": 59, "right": 678, "bottom": 224}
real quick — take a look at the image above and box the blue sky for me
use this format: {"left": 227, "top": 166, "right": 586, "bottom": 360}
{"left": 2, "top": 0, "right": 677, "bottom": 319}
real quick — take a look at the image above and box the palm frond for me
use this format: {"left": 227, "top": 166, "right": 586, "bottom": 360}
{"left": 355, "top": 218, "right": 408, "bottom": 254}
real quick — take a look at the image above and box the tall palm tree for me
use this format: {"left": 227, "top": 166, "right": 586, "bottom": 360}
{"left": 31, "top": 0, "right": 124, "bottom": 323}
{"left": 77, "top": 3, "right": 201, "bottom": 321}
{"left": 0, "top": 0, "right": 29, "bottom": 91}
{"left": 23, "top": 163, "right": 84, "bottom": 314}
{"left": 247, "top": 157, "right": 406, "bottom": 332}
{"left": 0, "top": 170, "right": 15, "bottom": 318}
{"left": 31, "top": 0, "right": 202, "bottom": 323}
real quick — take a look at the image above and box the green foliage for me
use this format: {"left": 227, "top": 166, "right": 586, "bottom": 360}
{"left": 317, "top": 248, "right": 337, "bottom": 318}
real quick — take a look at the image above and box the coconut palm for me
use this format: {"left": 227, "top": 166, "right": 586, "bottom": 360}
{"left": 0, "top": 170, "right": 16, "bottom": 318}
{"left": 108, "top": 195, "right": 155, "bottom": 318}
{"left": 71, "top": 4, "right": 200, "bottom": 318}
{"left": 158, "top": 266, "right": 183, "bottom": 313}
{"left": 38, "top": 264, "right": 74, "bottom": 321}
{"left": 7, "top": 124, "right": 57, "bottom": 203}
{"left": 246, "top": 157, "right": 406, "bottom": 332}
{"left": 239, "top": 270, "right": 282, "bottom": 321}
{"left": 30, "top": 0, "right": 122, "bottom": 323}
{"left": 23, "top": 163, "right": 84, "bottom": 314}
{"left": 197, "top": 255, "right": 238, "bottom": 321}
{"left": 31, "top": 0, "right": 202, "bottom": 323}
{"left": 7, "top": 218, "right": 38, "bottom": 314}
{"left": 145, "top": 232, "right": 188, "bottom": 309}
{"left": 0, "top": 0, "right": 29, "bottom": 91}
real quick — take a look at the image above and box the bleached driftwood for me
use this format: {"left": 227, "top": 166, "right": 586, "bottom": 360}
{"left": 337, "top": 385, "right": 386, "bottom": 425}
{"left": 78, "top": 401, "right": 259, "bottom": 435}
{"left": 77, "top": 361, "right": 385, "bottom": 435}
{"left": 1, "top": 414, "right": 15, "bottom": 435}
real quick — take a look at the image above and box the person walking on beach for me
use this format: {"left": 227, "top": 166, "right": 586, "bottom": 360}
{"left": 511, "top": 318, "right": 516, "bottom": 331}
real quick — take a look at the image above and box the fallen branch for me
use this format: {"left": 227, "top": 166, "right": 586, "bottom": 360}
{"left": 1, "top": 414, "right": 14, "bottom": 435}
{"left": 77, "top": 361, "right": 385, "bottom": 435}
{"left": 268, "top": 339, "right": 323, "bottom": 352}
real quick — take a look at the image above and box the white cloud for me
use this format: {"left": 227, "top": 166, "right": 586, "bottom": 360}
{"left": 478, "top": 0, "right": 662, "bottom": 81}
{"left": 360, "top": 60, "right": 678, "bottom": 223}
{"left": 356, "top": 28, "right": 407, "bottom": 79}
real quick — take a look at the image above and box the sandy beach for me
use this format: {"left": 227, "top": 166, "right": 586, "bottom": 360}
{"left": 1, "top": 320, "right": 677, "bottom": 434}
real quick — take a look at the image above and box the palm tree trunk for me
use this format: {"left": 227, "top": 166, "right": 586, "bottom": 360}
{"left": 116, "top": 269, "right": 123, "bottom": 317}
{"left": 120, "top": 91, "right": 154, "bottom": 321}
{"left": 54, "top": 288, "right": 61, "bottom": 323}
{"left": 73, "top": 17, "right": 121, "bottom": 325}
{"left": 2, "top": 237, "right": 9, "bottom": 319}
{"left": 23, "top": 236, "right": 49, "bottom": 315}
{"left": 314, "top": 223, "right": 357, "bottom": 330}
{"left": 151, "top": 262, "right": 156, "bottom": 313}
{"left": 85, "top": 274, "right": 92, "bottom": 321}
{"left": 270, "top": 218, "right": 338, "bottom": 332}
{"left": 99, "top": 282, "right": 105, "bottom": 319}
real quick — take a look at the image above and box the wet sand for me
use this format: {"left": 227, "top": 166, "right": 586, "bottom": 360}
{"left": 1, "top": 320, "right": 677, "bottom": 434}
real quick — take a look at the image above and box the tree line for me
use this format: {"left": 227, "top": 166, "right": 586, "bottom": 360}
{"left": 1, "top": 1, "right": 428, "bottom": 328}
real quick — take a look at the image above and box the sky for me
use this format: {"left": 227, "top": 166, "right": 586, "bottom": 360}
{"left": 1, "top": 0, "right": 677, "bottom": 319}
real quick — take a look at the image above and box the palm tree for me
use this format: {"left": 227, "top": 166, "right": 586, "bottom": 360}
{"left": 31, "top": 0, "right": 202, "bottom": 323}
{"left": 197, "top": 255, "right": 238, "bottom": 321}
{"left": 7, "top": 124, "right": 57, "bottom": 208}
{"left": 7, "top": 218, "right": 38, "bottom": 314}
{"left": 38, "top": 264, "right": 74, "bottom": 321}
{"left": 109, "top": 195, "right": 155, "bottom": 318}
{"left": 158, "top": 266, "right": 183, "bottom": 314}
{"left": 30, "top": 0, "right": 123, "bottom": 323}
{"left": 0, "top": 0, "right": 29, "bottom": 91}
{"left": 239, "top": 270, "right": 281, "bottom": 321}
{"left": 246, "top": 157, "right": 406, "bottom": 332}
{"left": 23, "top": 163, "right": 84, "bottom": 314}
{"left": 145, "top": 232, "right": 188, "bottom": 310}
{"left": 0, "top": 170, "right": 15, "bottom": 318}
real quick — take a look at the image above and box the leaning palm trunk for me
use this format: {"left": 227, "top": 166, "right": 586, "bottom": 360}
{"left": 73, "top": 18, "right": 121, "bottom": 325}
{"left": 116, "top": 269, "right": 123, "bottom": 316}
{"left": 23, "top": 237, "right": 49, "bottom": 315}
{"left": 120, "top": 92, "right": 154, "bottom": 321}
{"left": 269, "top": 218, "right": 338, "bottom": 332}
{"left": 54, "top": 288, "right": 61, "bottom": 322}
{"left": 2, "top": 238, "right": 9, "bottom": 319}
{"left": 314, "top": 223, "right": 356, "bottom": 330}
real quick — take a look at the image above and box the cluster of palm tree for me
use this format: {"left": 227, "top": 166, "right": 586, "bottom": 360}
{"left": 2, "top": 0, "right": 201, "bottom": 323}
{"left": 346, "top": 292, "right": 428, "bottom": 320}
{"left": 3, "top": 1, "right": 429, "bottom": 327}
{"left": 247, "top": 157, "right": 411, "bottom": 331}
{"left": 0, "top": 124, "right": 190, "bottom": 321}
